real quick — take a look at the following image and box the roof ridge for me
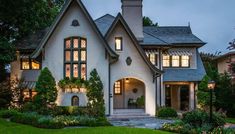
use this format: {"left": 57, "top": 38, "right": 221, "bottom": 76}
{"left": 94, "top": 14, "right": 115, "bottom": 21}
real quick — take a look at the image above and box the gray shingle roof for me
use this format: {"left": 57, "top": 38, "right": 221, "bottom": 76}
{"left": 142, "top": 26, "right": 205, "bottom": 46}
{"left": 95, "top": 14, "right": 115, "bottom": 36}
{"left": 15, "top": 28, "right": 49, "bottom": 50}
{"left": 163, "top": 52, "right": 206, "bottom": 82}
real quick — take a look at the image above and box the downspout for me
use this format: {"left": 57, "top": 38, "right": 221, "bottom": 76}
{"left": 159, "top": 49, "right": 162, "bottom": 107}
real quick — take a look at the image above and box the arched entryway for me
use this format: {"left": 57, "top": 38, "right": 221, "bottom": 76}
{"left": 113, "top": 78, "right": 145, "bottom": 110}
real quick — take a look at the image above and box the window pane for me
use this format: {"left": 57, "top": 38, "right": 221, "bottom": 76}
{"left": 73, "top": 64, "right": 79, "bottom": 78}
{"left": 81, "top": 39, "right": 86, "bottom": 48}
{"left": 149, "top": 53, "right": 156, "bottom": 65}
{"left": 182, "top": 56, "right": 190, "bottom": 67}
{"left": 172, "top": 56, "right": 180, "bottom": 67}
{"left": 73, "top": 38, "right": 79, "bottom": 48}
{"left": 81, "top": 64, "right": 86, "bottom": 80}
{"left": 65, "top": 64, "right": 71, "bottom": 78}
{"left": 114, "top": 81, "right": 121, "bottom": 94}
{"left": 72, "top": 96, "right": 79, "bottom": 106}
{"left": 73, "top": 51, "right": 79, "bottom": 61}
{"left": 115, "top": 38, "right": 122, "bottom": 50}
{"left": 163, "top": 55, "right": 170, "bottom": 67}
{"left": 22, "top": 59, "right": 30, "bottom": 69}
{"left": 81, "top": 51, "right": 86, "bottom": 61}
{"left": 66, "top": 40, "right": 71, "bottom": 49}
{"left": 65, "top": 51, "right": 71, "bottom": 62}
{"left": 31, "top": 60, "right": 40, "bottom": 69}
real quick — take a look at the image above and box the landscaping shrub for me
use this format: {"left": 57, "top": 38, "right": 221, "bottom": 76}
{"left": 21, "top": 102, "right": 37, "bottom": 112}
{"left": 182, "top": 110, "right": 225, "bottom": 128}
{"left": 0, "top": 109, "right": 20, "bottom": 118}
{"left": 157, "top": 107, "right": 177, "bottom": 118}
{"left": 0, "top": 80, "right": 12, "bottom": 109}
{"left": 86, "top": 69, "right": 105, "bottom": 117}
{"left": 10, "top": 112, "right": 41, "bottom": 126}
{"left": 34, "top": 67, "right": 57, "bottom": 108}
{"left": 52, "top": 106, "right": 89, "bottom": 116}
{"left": 36, "top": 117, "right": 64, "bottom": 129}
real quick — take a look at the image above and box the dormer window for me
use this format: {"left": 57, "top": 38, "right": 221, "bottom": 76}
{"left": 181, "top": 56, "right": 190, "bottom": 67}
{"left": 172, "top": 56, "right": 180, "bottom": 67}
{"left": 115, "top": 37, "right": 122, "bottom": 51}
{"left": 163, "top": 55, "right": 190, "bottom": 68}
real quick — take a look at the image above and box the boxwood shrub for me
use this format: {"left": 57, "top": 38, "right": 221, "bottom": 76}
{"left": 157, "top": 107, "right": 178, "bottom": 118}
{"left": 0, "top": 109, "right": 20, "bottom": 118}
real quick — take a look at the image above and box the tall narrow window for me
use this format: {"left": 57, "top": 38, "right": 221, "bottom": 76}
{"left": 114, "top": 80, "right": 122, "bottom": 95}
{"left": 149, "top": 53, "right": 156, "bottom": 65}
{"left": 181, "top": 56, "right": 190, "bottom": 67}
{"left": 31, "top": 60, "right": 40, "bottom": 69}
{"left": 163, "top": 55, "right": 170, "bottom": 67}
{"left": 64, "top": 37, "right": 87, "bottom": 79}
{"left": 115, "top": 37, "right": 122, "bottom": 51}
{"left": 172, "top": 56, "right": 180, "bottom": 67}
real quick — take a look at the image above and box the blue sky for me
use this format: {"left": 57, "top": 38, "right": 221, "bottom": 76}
{"left": 82, "top": 0, "right": 235, "bottom": 54}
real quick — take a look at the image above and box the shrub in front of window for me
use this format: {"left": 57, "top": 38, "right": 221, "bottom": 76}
{"left": 34, "top": 67, "right": 57, "bottom": 108}
{"left": 157, "top": 107, "right": 178, "bottom": 118}
{"left": 86, "top": 69, "right": 105, "bottom": 117}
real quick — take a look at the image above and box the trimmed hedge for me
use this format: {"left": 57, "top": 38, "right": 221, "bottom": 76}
{"left": 157, "top": 107, "right": 178, "bottom": 118}
{"left": 0, "top": 109, "right": 20, "bottom": 118}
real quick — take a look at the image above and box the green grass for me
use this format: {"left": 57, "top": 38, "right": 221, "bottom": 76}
{"left": 0, "top": 119, "right": 172, "bottom": 134}
{"left": 226, "top": 118, "right": 235, "bottom": 124}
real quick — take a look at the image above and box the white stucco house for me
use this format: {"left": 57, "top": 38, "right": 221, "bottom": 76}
{"left": 11, "top": 0, "right": 206, "bottom": 116}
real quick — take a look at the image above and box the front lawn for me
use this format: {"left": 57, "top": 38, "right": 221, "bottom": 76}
{"left": 226, "top": 118, "right": 235, "bottom": 124}
{"left": 0, "top": 119, "right": 172, "bottom": 134}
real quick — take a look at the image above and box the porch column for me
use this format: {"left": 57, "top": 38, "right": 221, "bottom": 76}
{"left": 189, "top": 82, "right": 195, "bottom": 110}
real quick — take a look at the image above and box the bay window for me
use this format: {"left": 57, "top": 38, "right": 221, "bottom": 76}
{"left": 64, "top": 37, "right": 87, "bottom": 80}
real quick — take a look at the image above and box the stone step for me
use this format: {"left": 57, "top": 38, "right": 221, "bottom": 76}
{"left": 108, "top": 114, "right": 153, "bottom": 121}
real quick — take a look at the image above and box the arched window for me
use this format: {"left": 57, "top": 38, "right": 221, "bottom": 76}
{"left": 71, "top": 96, "right": 79, "bottom": 106}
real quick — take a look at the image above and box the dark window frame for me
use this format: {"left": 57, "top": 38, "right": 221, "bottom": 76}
{"left": 148, "top": 53, "right": 158, "bottom": 66}
{"left": 115, "top": 37, "right": 123, "bottom": 51}
{"left": 114, "top": 80, "right": 123, "bottom": 95}
{"left": 71, "top": 96, "right": 79, "bottom": 106}
{"left": 163, "top": 55, "right": 190, "bottom": 68}
{"left": 20, "top": 58, "right": 41, "bottom": 70}
{"left": 64, "top": 37, "right": 87, "bottom": 79}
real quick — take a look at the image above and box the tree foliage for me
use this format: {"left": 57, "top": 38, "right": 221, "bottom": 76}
{"left": 34, "top": 67, "right": 57, "bottom": 107}
{"left": 0, "top": 79, "right": 12, "bottom": 109}
{"left": 0, "top": 0, "right": 64, "bottom": 82}
{"left": 143, "top": 16, "right": 158, "bottom": 26}
{"left": 86, "top": 69, "right": 105, "bottom": 117}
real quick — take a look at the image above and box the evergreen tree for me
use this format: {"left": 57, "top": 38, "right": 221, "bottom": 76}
{"left": 86, "top": 69, "right": 105, "bottom": 117}
{"left": 34, "top": 67, "right": 57, "bottom": 107}
{"left": 0, "top": 79, "right": 12, "bottom": 109}
{"left": 143, "top": 16, "right": 158, "bottom": 26}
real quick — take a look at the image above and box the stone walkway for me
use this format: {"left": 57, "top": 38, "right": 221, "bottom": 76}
{"left": 109, "top": 117, "right": 175, "bottom": 129}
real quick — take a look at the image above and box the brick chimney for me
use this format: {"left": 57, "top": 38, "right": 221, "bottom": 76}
{"left": 121, "top": 0, "right": 144, "bottom": 41}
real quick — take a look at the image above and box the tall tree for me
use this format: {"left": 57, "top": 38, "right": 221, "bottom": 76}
{"left": 0, "top": 0, "right": 64, "bottom": 81}
{"left": 143, "top": 16, "right": 158, "bottom": 26}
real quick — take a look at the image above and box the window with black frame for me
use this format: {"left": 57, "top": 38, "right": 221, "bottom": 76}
{"left": 64, "top": 37, "right": 87, "bottom": 80}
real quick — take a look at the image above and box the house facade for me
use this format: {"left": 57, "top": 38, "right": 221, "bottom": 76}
{"left": 216, "top": 51, "right": 235, "bottom": 83}
{"left": 10, "top": 0, "right": 206, "bottom": 116}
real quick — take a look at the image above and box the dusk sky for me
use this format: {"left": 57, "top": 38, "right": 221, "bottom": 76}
{"left": 82, "top": 0, "right": 235, "bottom": 54}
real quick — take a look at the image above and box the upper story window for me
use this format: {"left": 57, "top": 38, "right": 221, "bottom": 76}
{"left": 163, "top": 55, "right": 190, "bottom": 68}
{"left": 21, "top": 58, "right": 40, "bottom": 70}
{"left": 163, "top": 55, "right": 170, "bottom": 67}
{"left": 181, "top": 56, "right": 190, "bottom": 67}
{"left": 64, "top": 37, "right": 87, "bottom": 80}
{"left": 147, "top": 53, "right": 158, "bottom": 66}
{"left": 172, "top": 56, "right": 180, "bottom": 67}
{"left": 115, "top": 37, "right": 122, "bottom": 51}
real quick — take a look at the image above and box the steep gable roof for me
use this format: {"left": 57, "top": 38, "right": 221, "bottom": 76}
{"left": 95, "top": 14, "right": 115, "bottom": 36}
{"left": 31, "top": 0, "right": 118, "bottom": 59}
{"left": 105, "top": 13, "right": 163, "bottom": 75}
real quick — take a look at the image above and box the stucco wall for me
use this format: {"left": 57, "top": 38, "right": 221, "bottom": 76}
{"left": 42, "top": 2, "right": 109, "bottom": 113}
{"left": 107, "top": 22, "right": 157, "bottom": 116}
